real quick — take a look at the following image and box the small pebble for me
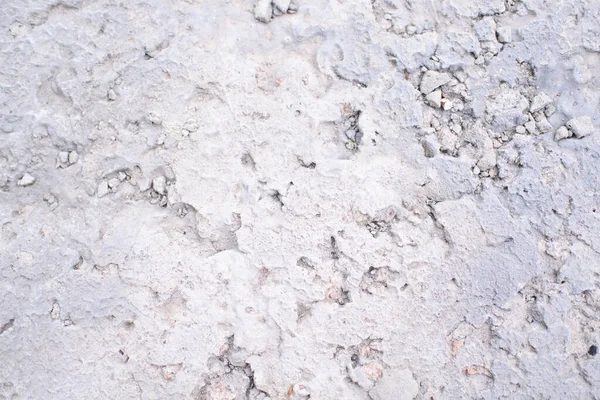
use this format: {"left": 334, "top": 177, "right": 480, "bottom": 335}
{"left": 425, "top": 90, "right": 442, "bottom": 108}
{"left": 44, "top": 193, "right": 58, "bottom": 210}
{"left": 254, "top": 0, "right": 273, "bottom": 23}
{"left": 561, "top": 153, "right": 577, "bottom": 169}
{"left": 554, "top": 126, "right": 571, "bottom": 141}
{"left": 474, "top": 17, "right": 496, "bottom": 42}
{"left": 525, "top": 120, "right": 536, "bottom": 134}
{"left": 272, "top": 0, "right": 290, "bottom": 13}
{"left": 496, "top": 26, "right": 512, "bottom": 43}
{"left": 97, "top": 181, "right": 109, "bottom": 198}
{"left": 58, "top": 151, "right": 69, "bottom": 164}
{"left": 158, "top": 195, "right": 168, "bottom": 207}
{"left": 530, "top": 92, "right": 553, "bottom": 113}
{"left": 293, "top": 384, "right": 310, "bottom": 397}
{"left": 566, "top": 116, "right": 594, "bottom": 138}
{"left": 420, "top": 71, "right": 451, "bottom": 94}
{"left": 163, "top": 166, "right": 176, "bottom": 181}
{"left": 537, "top": 118, "right": 552, "bottom": 133}
{"left": 147, "top": 112, "right": 162, "bottom": 125}
{"left": 152, "top": 176, "right": 167, "bottom": 194}
{"left": 17, "top": 173, "right": 35, "bottom": 187}
{"left": 589, "top": 345, "right": 598, "bottom": 356}
{"left": 422, "top": 139, "right": 437, "bottom": 158}
{"left": 44, "top": 193, "right": 56, "bottom": 204}
{"left": 534, "top": 112, "right": 544, "bottom": 122}
{"left": 183, "top": 119, "right": 199, "bottom": 133}
{"left": 68, "top": 150, "right": 79, "bottom": 165}
{"left": 108, "top": 178, "right": 120, "bottom": 189}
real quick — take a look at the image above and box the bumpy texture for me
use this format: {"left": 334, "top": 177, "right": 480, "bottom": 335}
{"left": 1, "top": 0, "right": 600, "bottom": 399}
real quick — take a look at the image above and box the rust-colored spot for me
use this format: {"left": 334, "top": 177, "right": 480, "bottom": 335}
{"left": 287, "top": 385, "right": 294, "bottom": 397}
{"left": 451, "top": 340, "right": 464, "bottom": 356}
{"left": 465, "top": 365, "right": 492, "bottom": 377}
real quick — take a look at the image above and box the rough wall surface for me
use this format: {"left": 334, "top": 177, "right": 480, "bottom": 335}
{"left": 1, "top": 0, "right": 600, "bottom": 398}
